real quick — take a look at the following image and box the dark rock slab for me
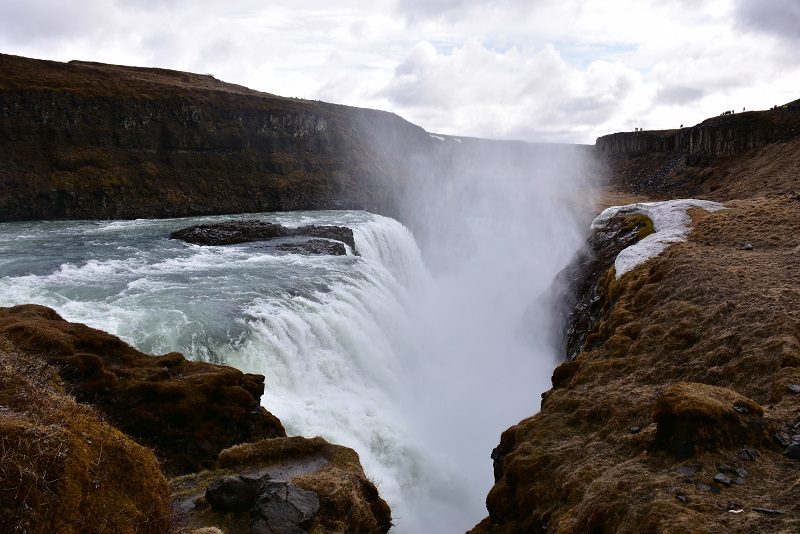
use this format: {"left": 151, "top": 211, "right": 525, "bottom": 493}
{"left": 276, "top": 239, "right": 346, "bottom": 256}
{"left": 206, "top": 474, "right": 266, "bottom": 513}
{"left": 170, "top": 220, "right": 357, "bottom": 254}
{"left": 713, "top": 473, "right": 732, "bottom": 486}
{"left": 783, "top": 443, "right": 800, "bottom": 459}
{"left": 250, "top": 481, "right": 320, "bottom": 534}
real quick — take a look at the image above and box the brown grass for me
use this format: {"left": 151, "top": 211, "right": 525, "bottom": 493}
{"left": 0, "top": 336, "right": 170, "bottom": 533}
{"left": 474, "top": 197, "right": 800, "bottom": 533}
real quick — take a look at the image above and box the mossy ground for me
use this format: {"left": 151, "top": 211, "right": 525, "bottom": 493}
{"left": 474, "top": 196, "right": 800, "bottom": 533}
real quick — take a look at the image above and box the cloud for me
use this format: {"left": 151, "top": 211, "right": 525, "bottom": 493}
{"left": 0, "top": 0, "right": 798, "bottom": 142}
{"left": 375, "top": 40, "right": 641, "bottom": 141}
{"left": 734, "top": 0, "right": 800, "bottom": 42}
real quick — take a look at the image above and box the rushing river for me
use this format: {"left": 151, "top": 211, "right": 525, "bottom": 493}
{"left": 0, "top": 208, "right": 576, "bottom": 532}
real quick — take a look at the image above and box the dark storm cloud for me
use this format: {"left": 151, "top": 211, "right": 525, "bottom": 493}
{"left": 734, "top": 0, "right": 800, "bottom": 41}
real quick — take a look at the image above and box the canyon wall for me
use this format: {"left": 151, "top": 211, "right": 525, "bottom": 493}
{"left": 0, "top": 54, "right": 434, "bottom": 221}
{"left": 596, "top": 100, "right": 800, "bottom": 157}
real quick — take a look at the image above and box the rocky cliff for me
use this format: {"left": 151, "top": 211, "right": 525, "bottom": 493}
{"left": 596, "top": 100, "right": 800, "bottom": 199}
{"left": 0, "top": 53, "right": 435, "bottom": 221}
{"left": 596, "top": 99, "right": 800, "bottom": 157}
{"left": 473, "top": 103, "right": 800, "bottom": 533}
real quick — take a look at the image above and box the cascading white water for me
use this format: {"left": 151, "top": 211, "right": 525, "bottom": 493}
{"left": 0, "top": 139, "right": 592, "bottom": 532}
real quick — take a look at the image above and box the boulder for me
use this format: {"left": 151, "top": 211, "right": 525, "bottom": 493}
{"left": 250, "top": 481, "right": 320, "bottom": 534}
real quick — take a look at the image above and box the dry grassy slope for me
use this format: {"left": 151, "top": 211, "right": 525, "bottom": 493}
{"left": 0, "top": 336, "right": 171, "bottom": 533}
{"left": 473, "top": 101, "right": 800, "bottom": 533}
{"left": 473, "top": 198, "right": 800, "bottom": 533}
{"left": 0, "top": 304, "right": 286, "bottom": 475}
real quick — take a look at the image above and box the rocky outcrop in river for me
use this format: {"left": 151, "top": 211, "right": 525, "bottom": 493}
{"left": 170, "top": 220, "right": 357, "bottom": 253}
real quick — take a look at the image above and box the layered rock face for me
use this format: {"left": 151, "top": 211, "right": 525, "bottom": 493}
{"left": 596, "top": 100, "right": 800, "bottom": 157}
{"left": 0, "top": 53, "right": 432, "bottom": 221}
{"left": 596, "top": 101, "right": 800, "bottom": 199}
{"left": 474, "top": 101, "right": 800, "bottom": 532}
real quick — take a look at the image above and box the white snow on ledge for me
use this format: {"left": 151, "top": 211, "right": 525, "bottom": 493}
{"left": 591, "top": 199, "right": 726, "bottom": 278}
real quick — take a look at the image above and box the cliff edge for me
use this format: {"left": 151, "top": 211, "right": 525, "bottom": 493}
{"left": 0, "top": 53, "right": 432, "bottom": 221}
{"left": 474, "top": 103, "right": 800, "bottom": 533}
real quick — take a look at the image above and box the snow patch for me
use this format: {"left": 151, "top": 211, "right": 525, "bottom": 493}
{"left": 452, "top": 138, "right": 462, "bottom": 144}
{"left": 429, "top": 134, "right": 445, "bottom": 142}
{"left": 591, "top": 199, "right": 725, "bottom": 278}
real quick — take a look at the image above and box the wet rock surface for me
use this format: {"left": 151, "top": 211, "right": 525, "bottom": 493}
{"left": 170, "top": 436, "right": 392, "bottom": 534}
{"left": 170, "top": 220, "right": 357, "bottom": 254}
{"left": 275, "top": 239, "right": 347, "bottom": 256}
{"left": 552, "top": 213, "right": 651, "bottom": 360}
{"left": 250, "top": 481, "right": 320, "bottom": 534}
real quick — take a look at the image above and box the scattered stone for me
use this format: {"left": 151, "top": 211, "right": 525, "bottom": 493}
{"left": 774, "top": 432, "right": 792, "bottom": 448}
{"left": 733, "top": 405, "right": 750, "bottom": 414}
{"left": 738, "top": 243, "right": 754, "bottom": 250}
{"left": 733, "top": 477, "right": 746, "bottom": 485}
{"left": 713, "top": 473, "right": 732, "bottom": 486}
{"left": 787, "top": 384, "right": 800, "bottom": 394}
{"left": 752, "top": 508, "right": 786, "bottom": 515}
{"left": 734, "top": 467, "right": 748, "bottom": 479}
{"left": 629, "top": 426, "right": 641, "bottom": 434}
{"left": 250, "top": 481, "right": 320, "bottom": 534}
{"left": 676, "top": 465, "right": 699, "bottom": 477}
{"left": 717, "top": 464, "right": 733, "bottom": 473}
{"left": 783, "top": 443, "right": 800, "bottom": 459}
{"left": 205, "top": 474, "right": 266, "bottom": 513}
{"left": 738, "top": 448, "right": 758, "bottom": 461}
{"left": 696, "top": 483, "right": 720, "bottom": 494}
{"left": 676, "top": 495, "right": 688, "bottom": 504}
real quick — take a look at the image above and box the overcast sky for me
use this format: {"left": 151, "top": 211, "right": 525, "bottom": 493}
{"left": 1, "top": 0, "right": 798, "bottom": 143}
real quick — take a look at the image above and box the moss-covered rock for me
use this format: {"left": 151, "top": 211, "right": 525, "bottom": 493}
{"left": 0, "top": 304, "right": 286, "bottom": 475}
{"left": 171, "top": 436, "right": 392, "bottom": 534}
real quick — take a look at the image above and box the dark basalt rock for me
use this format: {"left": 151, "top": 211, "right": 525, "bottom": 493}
{"left": 250, "top": 481, "right": 320, "bottom": 534}
{"left": 0, "top": 304, "right": 286, "bottom": 475}
{"left": 276, "top": 239, "right": 347, "bottom": 256}
{"left": 551, "top": 214, "right": 650, "bottom": 361}
{"left": 206, "top": 475, "right": 267, "bottom": 513}
{"left": 170, "top": 220, "right": 357, "bottom": 254}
